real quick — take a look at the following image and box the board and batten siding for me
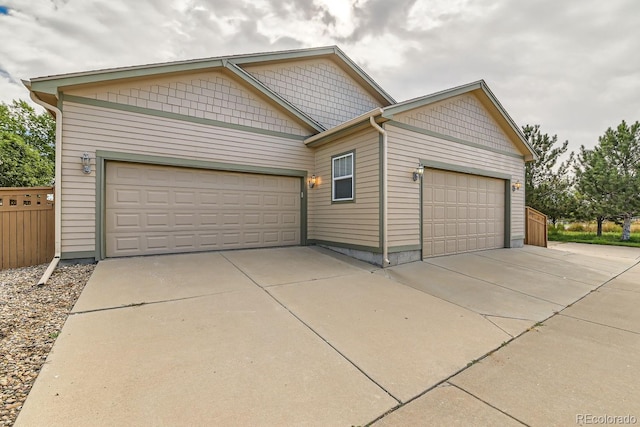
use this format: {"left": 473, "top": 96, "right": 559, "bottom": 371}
{"left": 308, "top": 128, "right": 380, "bottom": 249}
{"left": 60, "top": 101, "right": 314, "bottom": 256}
{"left": 386, "top": 94, "right": 526, "bottom": 249}
{"left": 243, "top": 58, "right": 383, "bottom": 129}
{"left": 64, "top": 70, "right": 312, "bottom": 137}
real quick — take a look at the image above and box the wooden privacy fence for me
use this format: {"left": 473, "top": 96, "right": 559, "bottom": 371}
{"left": 525, "top": 206, "right": 548, "bottom": 248}
{"left": 0, "top": 187, "right": 55, "bottom": 270}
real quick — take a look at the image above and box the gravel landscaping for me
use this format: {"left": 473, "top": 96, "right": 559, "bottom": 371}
{"left": 0, "top": 262, "right": 95, "bottom": 426}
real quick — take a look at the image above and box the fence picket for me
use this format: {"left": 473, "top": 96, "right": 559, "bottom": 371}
{"left": 0, "top": 187, "right": 55, "bottom": 270}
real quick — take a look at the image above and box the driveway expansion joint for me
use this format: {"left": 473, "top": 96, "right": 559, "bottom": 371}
{"left": 447, "top": 382, "right": 530, "bottom": 426}
{"left": 557, "top": 313, "right": 640, "bottom": 335}
{"left": 219, "top": 252, "right": 403, "bottom": 405}
{"left": 474, "top": 251, "right": 618, "bottom": 286}
{"left": 422, "top": 260, "right": 566, "bottom": 306}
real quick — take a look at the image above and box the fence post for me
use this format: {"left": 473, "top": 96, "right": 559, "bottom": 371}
{"left": 525, "top": 206, "right": 548, "bottom": 248}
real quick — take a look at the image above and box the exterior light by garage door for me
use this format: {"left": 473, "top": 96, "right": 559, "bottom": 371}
{"left": 80, "top": 152, "right": 93, "bottom": 174}
{"left": 413, "top": 164, "right": 424, "bottom": 181}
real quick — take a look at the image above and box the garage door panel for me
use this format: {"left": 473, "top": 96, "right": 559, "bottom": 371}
{"left": 106, "top": 162, "right": 300, "bottom": 257}
{"left": 147, "top": 191, "right": 170, "bottom": 205}
{"left": 423, "top": 169, "right": 504, "bottom": 258}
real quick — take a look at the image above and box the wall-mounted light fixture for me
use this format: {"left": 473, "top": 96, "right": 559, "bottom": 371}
{"left": 308, "top": 174, "right": 317, "bottom": 189}
{"left": 512, "top": 180, "right": 521, "bottom": 192}
{"left": 81, "top": 152, "right": 93, "bottom": 174}
{"left": 413, "top": 164, "right": 424, "bottom": 182}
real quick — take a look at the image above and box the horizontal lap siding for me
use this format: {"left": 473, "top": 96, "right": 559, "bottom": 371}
{"left": 308, "top": 128, "right": 380, "bottom": 248}
{"left": 61, "top": 101, "right": 314, "bottom": 254}
{"left": 387, "top": 124, "right": 525, "bottom": 248}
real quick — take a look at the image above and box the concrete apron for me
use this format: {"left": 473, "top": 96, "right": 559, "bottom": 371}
{"left": 16, "top": 245, "right": 639, "bottom": 426}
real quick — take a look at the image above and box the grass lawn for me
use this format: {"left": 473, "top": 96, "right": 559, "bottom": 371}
{"left": 548, "top": 230, "right": 640, "bottom": 248}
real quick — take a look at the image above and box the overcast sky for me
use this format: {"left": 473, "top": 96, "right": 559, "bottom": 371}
{"left": 1, "top": 0, "right": 638, "bottom": 154}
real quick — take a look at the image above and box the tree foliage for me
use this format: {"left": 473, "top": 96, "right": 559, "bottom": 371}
{"left": 575, "top": 120, "right": 640, "bottom": 239}
{"left": 522, "top": 124, "right": 575, "bottom": 224}
{"left": 0, "top": 100, "right": 55, "bottom": 187}
{"left": 0, "top": 132, "right": 54, "bottom": 187}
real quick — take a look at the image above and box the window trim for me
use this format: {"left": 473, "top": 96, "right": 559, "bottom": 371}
{"left": 331, "top": 151, "right": 355, "bottom": 202}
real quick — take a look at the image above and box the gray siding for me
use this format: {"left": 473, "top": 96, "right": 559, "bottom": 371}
{"left": 243, "top": 58, "right": 383, "bottom": 129}
{"left": 308, "top": 128, "right": 380, "bottom": 248}
{"left": 386, "top": 123, "right": 525, "bottom": 249}
{"left": 60, "top": 101, "right": 314, "bottom": 255}
{"left": 64, "top": 70, "right": 311, "bottom": 137}
{"left": 395, "top": 93, "right": 521, "bottom": 155}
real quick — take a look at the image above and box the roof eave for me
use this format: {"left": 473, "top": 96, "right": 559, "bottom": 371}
{"left": 29, "top": 59, "right": 226, "bottom": 96}
{"left": 476, "top": 81, "right": 537, "bottom": 161}
{"left": 305, "top": 108, "right": 384, "bottom": 147}
{"left": 332, "top": 46, "right": 396, "bottom": 105}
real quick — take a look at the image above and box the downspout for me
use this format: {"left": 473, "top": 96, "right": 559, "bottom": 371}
{"left": 30, "top": 92, "right": 62, "bottom": 285}
{"left": 369, "top": 117, "right": 389, "bottom": 267}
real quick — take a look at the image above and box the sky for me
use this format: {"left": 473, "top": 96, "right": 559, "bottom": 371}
{"left": 0, "top": 0, "right": 638, "bottom": 155}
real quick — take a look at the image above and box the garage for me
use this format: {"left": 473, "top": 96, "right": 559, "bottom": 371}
{"left": 105, "top": 162, "right": 301, "bottom": 257}
{"left": 422, "top": 168, "right": 505, "bottom": 258}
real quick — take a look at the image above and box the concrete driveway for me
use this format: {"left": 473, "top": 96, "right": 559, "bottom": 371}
{"left": 16, "top": 244, "right": 640, "bottom": 426}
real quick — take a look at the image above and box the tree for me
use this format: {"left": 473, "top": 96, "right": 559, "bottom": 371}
{"left": 522, "top": 124, "right": 575, "bottom": 225}
{"left": 574, "top": 146, "right": 614, "bottom": 236}
{"left": 0, "top": 132, "right": 54, "bottom": 187}
{"left": 575, "top": 120, "right": 640, "bottom": 239}
{"left": 0, "top": 100, "right": 55, "bottom": 186}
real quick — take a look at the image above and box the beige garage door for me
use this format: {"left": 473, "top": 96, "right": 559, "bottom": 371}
{"left": 105, "top": 162, "right": 301, "bottom": 257}
{"left": 422, "top": 169, "right": 504, "bottom": 258}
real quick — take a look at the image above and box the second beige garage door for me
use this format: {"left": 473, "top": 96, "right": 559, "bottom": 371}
{"left": 422, "top": 169, "right": 505, "bottom": 258}
{"left": 105, "top": 162, "right": 301, "bottom": 257}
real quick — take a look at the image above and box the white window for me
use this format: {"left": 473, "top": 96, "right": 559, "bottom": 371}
{"left": 332, "top": 152, "right": 354, "bottom": 201}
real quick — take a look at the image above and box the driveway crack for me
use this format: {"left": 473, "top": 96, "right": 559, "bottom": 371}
{"left": 70, "top": 289, "right": 246, "bottom": 315}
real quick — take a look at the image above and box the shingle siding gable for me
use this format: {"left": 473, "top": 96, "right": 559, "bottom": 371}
{"left": 64, "top": 71, "right": 311, "bottom": 137}
{"left": 394, "top": 94, "right": 520, "bottom": 154}
{"left": 243, "top": 58, "right": 383, "bottom": 129}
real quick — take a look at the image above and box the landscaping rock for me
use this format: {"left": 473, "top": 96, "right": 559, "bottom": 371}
{"left": 0, "top": 262, "right": 95, "bottom": 426}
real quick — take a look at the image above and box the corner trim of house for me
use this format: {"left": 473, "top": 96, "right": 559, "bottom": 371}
{"left": 95, "top": 155, "right": 106, "bottom": 260}
{"left": 63, "top": 94, "right": 309, "bottom": 141}
{"left": 378, "top": 133, "right": 384, "bottom": 251}
{"left": 388, "top": 121, "right": 524, "bottom": 160}
{"left": 300, "top": 178, "right": 308, "bottom": 246}
{"left": 505, "top": 180, "right": 512, "bottom": 248}
{"left": 420, "top": 159, "right": 513, "bottom": 180}
{"left": 308, "top": 239, "right": 382, "bottom": 254}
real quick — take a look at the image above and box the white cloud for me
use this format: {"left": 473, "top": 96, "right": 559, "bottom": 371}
{"left": 1, "top": 0, "right": 638, "bottom": 152}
